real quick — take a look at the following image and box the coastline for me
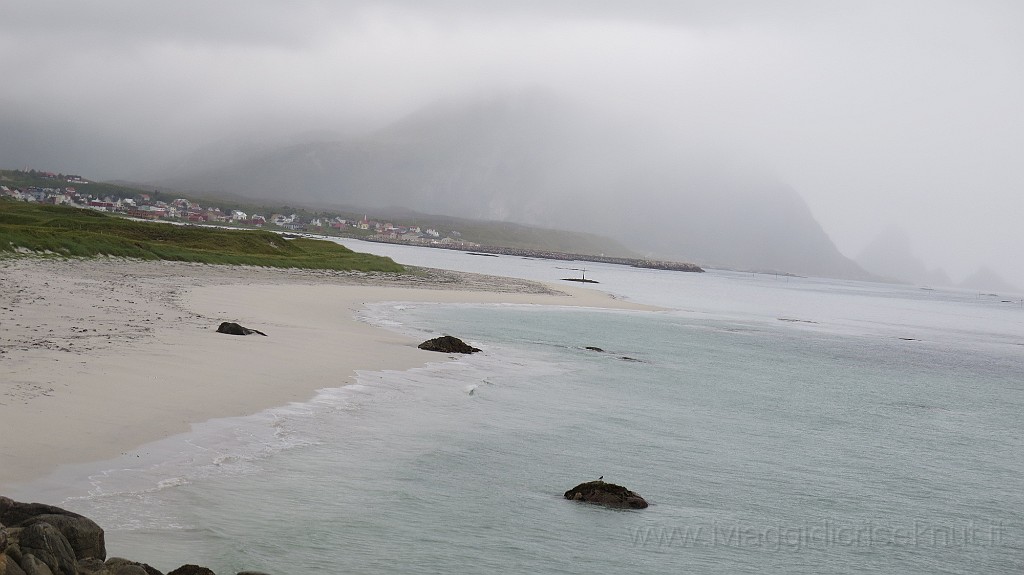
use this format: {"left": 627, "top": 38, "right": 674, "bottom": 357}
{"left": 0, "top": 257, "right": 656, "bottom": 490}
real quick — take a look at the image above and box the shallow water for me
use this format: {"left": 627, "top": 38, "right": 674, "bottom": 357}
{"left": 14, "top": 244, "right": 1024, "bottom": 574}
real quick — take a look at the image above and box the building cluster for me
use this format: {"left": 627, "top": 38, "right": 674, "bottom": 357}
{"left": 2, "top": 183, "right": 254, "bottom": 223}
{"left": 1, "top": 178, "right": 477, "bottom": 248}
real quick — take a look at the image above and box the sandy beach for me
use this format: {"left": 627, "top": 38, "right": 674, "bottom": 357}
{"left": 0, "top": 257, "right": 654, "bottom": 490}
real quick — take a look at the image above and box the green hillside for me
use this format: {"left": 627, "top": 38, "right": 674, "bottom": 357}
{"left": 0, "top": 200, "right": 404, "bottom": 272}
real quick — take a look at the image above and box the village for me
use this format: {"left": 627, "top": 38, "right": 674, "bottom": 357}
{"left": 0, "top": 170, "right": 479, "bottom": 248}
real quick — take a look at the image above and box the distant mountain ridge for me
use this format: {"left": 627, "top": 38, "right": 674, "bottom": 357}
{"left": 856, "top": 227, "right": 1020, "bottom": 294}
{"left": 158, "top": 92, "right": 873, "bottom": 280}
{"left": 856, "top": 227, "right": 952, "bottom": 286}
{"left": 959, "top": 266, "right": 1021, "bottom": 294}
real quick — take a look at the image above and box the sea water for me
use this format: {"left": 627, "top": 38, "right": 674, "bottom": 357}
{"left": 12, "top": 244, "right": 1024, "bottom": 574}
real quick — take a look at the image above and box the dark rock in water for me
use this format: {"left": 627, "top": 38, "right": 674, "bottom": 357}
{"left": 584, "top": 347, "right": 641, "bottom": 361}
{"left": 418, "top": 335, "right": 481, "bottom": 354}
{"left": 564, "top": 480, "right": 648, "bottom": 509}
{"left": 561, "top": 278, "right": 600, "bottom": 284}
{"left": 167, "top": 565, "right": 216, "bottom": 575}
{"left": 216, "top": 322, "right": 267, "bottom": 336}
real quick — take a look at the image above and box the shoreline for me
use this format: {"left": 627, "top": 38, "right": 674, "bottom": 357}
{"left": 0, "top": 257, "right": 657, "bottom": 491}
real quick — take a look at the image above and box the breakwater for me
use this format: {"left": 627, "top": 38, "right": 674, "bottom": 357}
{"left": 364, "top": 237, "right": 704, "bottom": 273}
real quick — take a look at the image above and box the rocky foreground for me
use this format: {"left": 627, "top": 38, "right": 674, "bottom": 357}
{"left": 0, "top": 497, "right": 262, "bottom": 575}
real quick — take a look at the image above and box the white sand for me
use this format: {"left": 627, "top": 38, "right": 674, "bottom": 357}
{"left": 0, "top": 258, "right": 655, "bottom": 489}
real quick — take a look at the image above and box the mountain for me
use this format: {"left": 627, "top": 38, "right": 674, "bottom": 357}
{"left": 960, "top": 266, "right": 1021, "bottom": 294}
{"left": 158, "top": 92, "right": 872, "bottom": 279}
{"left": 856, "top": 227, "right": 952, "bottom": 286}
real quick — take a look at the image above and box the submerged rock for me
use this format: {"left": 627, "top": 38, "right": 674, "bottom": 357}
{"left": 215, "top": 322, "right": 267, "bottom": 336}
{"left": 564, "top": 481, "right": 648, "bottom": 509}
{"left": 417, "top": 336, "right": 481, "bottom": 354}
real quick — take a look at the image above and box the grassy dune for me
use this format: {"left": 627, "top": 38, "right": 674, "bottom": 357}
{"left": 0, "top": 201, "right": 405, "bottom": 272}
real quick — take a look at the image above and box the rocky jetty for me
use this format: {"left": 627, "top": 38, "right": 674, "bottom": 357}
{"left": 417, "top": 336, "right": 481, "bottom": 354}
{"left": 563, "top": 481, "right": 648, "bottom": 509}
{"left": 215, "top": 322, "right": 267, "bottom": 336}
{"left": 0, "top": 497, "right": 266, "bottom": 575}
{"left": 365, "top": 237, "right": 705, "bottom": 273}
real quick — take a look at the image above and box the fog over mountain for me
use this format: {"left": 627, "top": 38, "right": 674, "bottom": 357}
{"left": 2, "top": 1, "right": 1022, "bottom": 286}
{"left": 857, "top": 227, "right": 1020, "bottom": 293}
{"left": 161, "top": 92, "right": 869, "bottom": 278}
{"left": 960, "top": 266, "right": 1022, "bottom": 295}
{"left": 856, "top": 227, "right": 953, "bottom": 286}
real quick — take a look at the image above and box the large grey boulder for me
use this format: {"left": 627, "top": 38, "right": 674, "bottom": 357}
{"left": 103, "top": 559, "right": 161, "bottom": 575}
{"left": 16, "top": 554, "right": 55, "bottom": 575}
{"left": 0, "top": 498, "right": 105, "bottom": 561}
{"left": 564, "top": 480, "right": 649, "bottom": 509}
{"left": 0, "top": 499, "right": 66, "bottom": 526}
{"left": 17, "top": 523, "right": 77, "bottom": 575}
{"left": 74, "top": 558, "right": 108, "bottom": 575}
{"left": 22, "top": 517, "right": 103, "bottom": 562}
{"left": 110, "top": 566, "right": 148, "bottom": 575}
{"left": 0, "top": 554, "right": 28, "bottom": 575}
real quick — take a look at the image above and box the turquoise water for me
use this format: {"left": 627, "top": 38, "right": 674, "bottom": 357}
{"left": 15, "top": 248, "right": 1024, "bottom": 574}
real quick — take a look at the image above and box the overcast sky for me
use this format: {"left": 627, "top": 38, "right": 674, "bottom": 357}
{"left": 2, "top": 0, "right": 1022, "bottom": 286}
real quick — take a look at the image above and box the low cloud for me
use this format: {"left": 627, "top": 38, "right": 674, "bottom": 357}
{"left": 1, "top": 0, "right": 1022, "bottom": 285}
